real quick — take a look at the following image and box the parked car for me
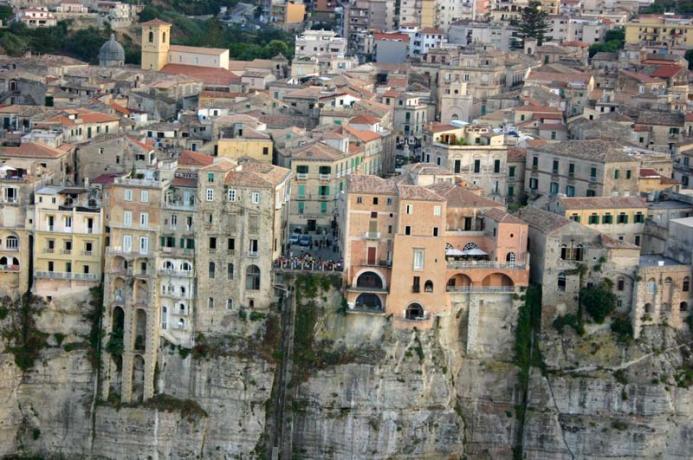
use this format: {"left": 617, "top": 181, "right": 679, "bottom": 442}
{"left": 298, "top": 235, "right": 312, "bottom": 247}
{"left": 288, "top": 234, "right": 300, "bottom": 244}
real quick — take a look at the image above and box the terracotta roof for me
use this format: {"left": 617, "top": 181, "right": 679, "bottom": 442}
{"left": 649, "top": 64, "right": 684, "bottom": 79}
{"left": 92, "top": 172, "right": 122, "bottom": 185}
{"left": 171, "top": 175, "right": 197, "bottom": 188}
{"left": 348, "top": 174, "right": 398, "bottom": 194}
{"left": 289, "top": 141, "right": 347, "bottom": 161}
{"left": 426, "top": 122, "right": 457, "bottom": 133}
{"left": 0, "top": 142, "right": 67, "bottom": 159}
{"left": 237, "top": 159, "right": 291, "bottom": 187}
{"left": 428, "top": 183, "right": 502, "bottom": 209}
{"left": 517, "top": 207, "right": 573, "bottom": 234}
{"left": 562, "top": 40, "right": 589, "bottom": 48}
{"left": 349, "top": 114, "right": 380, "bottom": 125}
{"left": 560, "top": 196, "right": 647, "bottom": 210}
{"left": 373, "top": 32, "right": 410, "bottom": 42}
{"left": 530, "top": 139, "right": 636, "bottom": 163}
{"left": 179, "top": 150, "right": 213, "bottom": 167}
{"left": 620, "top": 70, "right": 660, "bottom": 84}
{"left": 343, "top": 125, "right": 380, "bottom": 142}
{"left": 161, "top": 64, "right": 240, "bottom": 86}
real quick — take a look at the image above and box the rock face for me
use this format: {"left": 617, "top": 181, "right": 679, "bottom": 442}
{"left": 0, "top": 287, "right": 690, "bottom": 459}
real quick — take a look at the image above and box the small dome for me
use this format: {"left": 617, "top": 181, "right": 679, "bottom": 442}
{"left": 99, "top": 34, "right": 125, "bottom": 67}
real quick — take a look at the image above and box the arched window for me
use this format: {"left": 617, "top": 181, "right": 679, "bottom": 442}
{"left": 506, "top": 252, "right": 516, "bottom": 264}
{"left": 246, "top": 265, "right": 260, "bottom": 290}
{"left": 6, "top": 235, "right": 18, "bottom": 249}
{"left": 680, "top": 302, "right": 688, "bottom": 312}
{"left": 179, "top": 303, "right": 185, "bottom": 313}
{"left": 163, "top": 260, "right": 173, "bottom": 270}
{"left": 161, "top": 306, "right": 167, "bottom": 329}
{"left": 575, "top": 244, "right": 584, "bottom": 261}
{"left": 647, "top": 279, "right": 657, "bottom": 295}
{"left": 177, "top": 318, "right": 185, "bottom": 329}
{"left": 617, "top": 277, "right": 625, "bottom": 291}
{"left": 148, "top": 31, "right": 154, "bottom": 43}
{"left": 181, "top": 262, "right": 191, "bottom": 272}
{"left": 557, "top": 272, "right": 566, "bottom": 291}
{"left": 162, "top": 32, "right": 166, "bottom": 43}
{"left": 424, "top": 280, "right": 433, "bottom": 292}
{"left": 683, "top": 277, "right": 690, "bottom": 292}
{"left": 406, "top": 303, "right": 424, "bottom": 320}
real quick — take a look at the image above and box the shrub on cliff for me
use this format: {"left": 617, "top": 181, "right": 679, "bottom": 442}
{"left": 581, "top": 283, "right": 617, "bottom": 323}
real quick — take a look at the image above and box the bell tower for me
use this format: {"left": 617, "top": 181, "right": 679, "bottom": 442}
{"left": 141, "top": 19, "right": 171, "bottom": 71}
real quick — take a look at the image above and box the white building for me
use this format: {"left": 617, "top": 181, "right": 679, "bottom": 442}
{"left": 17, "top": 8, "right": 58, "bottom": 28}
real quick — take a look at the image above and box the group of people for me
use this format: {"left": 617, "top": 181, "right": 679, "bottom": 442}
{"left": 273, "top": 253, "right": 343, "bottom": 272}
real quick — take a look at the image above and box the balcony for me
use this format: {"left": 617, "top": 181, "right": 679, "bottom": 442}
{"left": 44, "top": 248, "right": 55, "bottom": 254}
{"left": 363, "top": 231, "right": 381, "bottom": 240}
{"left": 446, "top": 260, "right": 527, "bottom": 270}
{"left": 0, "top": 265, "right": 20, "bottom": 272}
{"left": 319, "top": 174, "right": 331, "bottom": 181}
{"left": 446, "top": 286, "right": 516, "bottom": 293}
{"left": 61, "top": 249, "right": 72, "bottom": 255}
{"left": 82, "top": 250, "right": 94, "bottom": 257}
{"left": 35, "top": 271, "right": 98, "bottom": 281}
{"left": 157, "top": 268, "right": 194, "bottom": 278}
{"left": 296, "top": 173, "right": 307, "bottom": 180}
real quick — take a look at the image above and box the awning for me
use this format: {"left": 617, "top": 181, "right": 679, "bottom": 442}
{"left": 446, "top": 248, "right": 464, "bottom": 257}
{"left": 462, "top": 247, "right": 487, "bottom": 256}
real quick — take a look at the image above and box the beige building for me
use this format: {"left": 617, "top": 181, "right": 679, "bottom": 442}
{"left": 624, "top": 15, "right": 693, "bottom": 48}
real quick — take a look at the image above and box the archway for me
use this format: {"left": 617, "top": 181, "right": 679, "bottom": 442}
{"left": 447, "top": 273, "right": 472, "bottom": 291}
{"left": 356, "top": 271, "right": 384, "bottom": 289}
{"left": 406, "top": 303, "right": 424, "bottom": 320}
{"left": 354, "top": 293, "right": 383, "bottom": 311}
{"left": 111, "top": 256, "right": 127, "bottom": 273}
{"left": 424, "top": 280, "right": 434, "bottom": 292}
{"left": 132, "top": 354, "right": 145, "bottom": 403}
{"left": 481, "top": 273, "right": 514, "bottom": 287}
{"left": 134, "top": 309, "right": 146, "bottom": 352}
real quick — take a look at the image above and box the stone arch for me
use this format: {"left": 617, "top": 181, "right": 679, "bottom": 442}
{"left": 356, "top": 271, "right": 384, "bottom": 289}
{"left": 112, "top": 277, "right": 126, "bottom": 303}
{"left": 134, "top": 309, "right": 146, "bottom": 352}
{"left": 353, "top": 268, "right": 386, "bottom": 290}
{"left": 680, "top": 302, "right": 688, "bottom": 312}
{"left": 447, "top": 273, "right": 472, "bottom": 291}
{"left": 132, "top": 354, "right": 145, "bottom": 403}
{"left": 405, "top": 303, "right": 425, "bottom": 320}
{"left": 424, "top": 280, "right": 434, "bottom": 292}
{"left": 110, "top": 306, "right": 124, "bottom": 371}
{"left": 481, "top": 272, "right": 514, "bottom": 287}
{"left": 111, "top": 255, "right": 127, "bottom": 273}
{"left": 5, "top": 234, "right": 18, "bottom": 249}
{"left": 134, "top": 279, "right": 148, "bottom": 304}
{"left": 664, "top": 277, "right": 674, "bottom": 303}
{"left": 354, "top": 293, "right": 383, "bottom": 311}
{"left": 162, "top": 260, "right": 174, "bottom": 271}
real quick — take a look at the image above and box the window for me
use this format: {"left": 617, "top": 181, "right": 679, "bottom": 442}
{"left": 207, "top": 172, "right": 214, "bottom": 183}
{"left": 123, "top": 211, "right": 132, "bottom": 226}
{"left": 48, "top": 261, "right": 54, "bottom": 272}
{"left": 617, "top": 278, "right": 625, "bottom": 291}
{"left": 433, "top": 206, "right": 441, "bottom": 216}
{"left": 123, "top": 235, "right": 132, "bottom": 252}
{"left": 635, "top": 235, "right": 640, "bottom": 246}
{"left": 602, "top": 213, "right": 613, "bottom": 224}
{"left": 206, "top": 189, "right": 214, "bottom": 201}
{"left": 124, "top": 189, "right": 132, "bottom": 201}
{"left": 509, "top": 166, "right": 516, "bottom": 178}
{"left": 568, "top": 163, "right": 575, "bottom": 176}
{"left": 209, "top": 262, "right": 215, "bottom": 278}
{"left": 140, "top": 212, "right": 148, "bottom": 227}
{"left": 613, "top": 169, "right": 620, "bottom": 179}
{"left": 209, "top": 237, "right": 217, "bottom": 249}
{"left": 405, "top": 226, "right": 411, "bottom": 235}
{"left": 474, "top": 159, "right": 481, "bottom": 173}
{"left": 227, "top": 263, "right": 234, "bottom": 279}
{"left": 413, "top": 249, "right": 424, "bottom": 271}
{"left": 647, "top": 279, "right": 657, "bottom": 295}
{"left": 227, "top": 299, "right": 233, "bottom": 310}
{"left": 532, "top": 157, "right": 538, "bottom": 168}
{"left": 552, "top": 160, "right": 559, "bottom": 174}
{"left": 406, "top": 204, "right": 413, "bottom": 214}
{"left": 251, "top": 192, "right": 260, "bottom": 204}
{"left": 249, "top": 239, "right": 259, "bottom": 255}
{"left": 208, "top": 297, "right": 214, "bottom": 309}
{"left": 617, "top": 213, "right": 628, "bottom": 224}
{"left": 529, "top": 178, "right": 538, "bottom": 190}
{"left": 246, "top": 265, "right": 261, "bottom": 290}
{"left": 140, "top": 190, "right": 148, "bottom": 203}
{"left": 634, "top": 212, "right": 644, "bottom": 223}
{"left": 227, "top": 238, "right": 235, "bottom": 251}
{"left": 227, "top": 189, "right": 236, "bottom": 201}
{"left": 683, "top": 277, "right": 690, "bottom": 292}
{"left": 680, "top": 302, "right": 688, "bottom": 312}
{"left": 550, "top": 182, "right": 559, "bottom": 194}
{"left": 433, "top": 227, "right": 439, "bottom": 236}
{"left": 508, "top": 186, "right": 514, "bottom": 197}
{"left": 372, "top": 197, "right": 379, "bottom": 205}
{"left": 626, "top": 170, "right": 632, "bottom": 179}
{"left": 586, "top": 189, "right": 596, "bottom": 197}
{"left": 557, "top": 272, "right": 566, "bottom": 291}
{"left": 296, "top": 165, "right": 308, "bottom": 174}
{"left": 570, "top": 214, "right": 580, "bottom": 222}
{"left": 589, "top": 213, "right": 599, "bottom": 224}
{"left": 139, "top": 236, "right": 149, "bottom": 254}
{"left": 494, "top": 159, "right": 501, "bottom": 173}
{"left": 590, "top": 167, "right": 597, "bottom": 178}
{"left": 356, "top": 196, "right": 363, "bottom": 204}
{"left": 566, "top": 185, "right": 575, "bottom": 197}
{"left": 263, "top": 147, "right": 269, "bottom": 156}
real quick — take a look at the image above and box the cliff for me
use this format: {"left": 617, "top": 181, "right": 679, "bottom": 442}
{"left": 0, "top": 283, "right": 690, "bottom": 459}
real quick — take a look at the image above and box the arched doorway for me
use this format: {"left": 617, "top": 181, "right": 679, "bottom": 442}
{"left": 406, "top": 303, "right": 424, "bottom": 320}
{"left": 481, "top": 273, "right": 514, "bottom": 287}
{"left": 356, "top": 271, "right": 384, "bottom": 289}
{"left": 134, "top": 309, "right": 146, "bottom": 352}
{"left": 354, "top": 293, "right": 383, "bottom": 311}
{"left": 447, "top": 273, "right": 472, "bottom": 291}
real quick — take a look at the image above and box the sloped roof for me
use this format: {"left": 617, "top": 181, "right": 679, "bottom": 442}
{"left": 161, "top": 64, "right": 240, "bottom": 86}
{"left": 0, "top": 142, "right": 67, "bottom": 159}
{"left": 348, "top": 174, "right": 398, "bottom": 194}
{"left": 179, "top": 150, "right": 213, "bottom": 167}
{"left": 560, "top": 196, "right": 647, "bottom": 210}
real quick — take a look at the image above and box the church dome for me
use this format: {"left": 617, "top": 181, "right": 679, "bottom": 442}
{"left": 99, "top": 34, "right": 125, "bottom": 67}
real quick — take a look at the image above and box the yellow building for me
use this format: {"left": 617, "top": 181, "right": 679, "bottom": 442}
{"left": 214, "top": 124, "right": 273, "bottom": 163}
{"left": 421, "top": 0, "right": 435, "bottom": 29}
{"left": 557, "top": 196, "right": 647, "bottom": 247}
{"left": 33, "top": 186, "right": 103, "bottom": 297}
{"left": 625, "top": 15, "right": 693, "bottom": 48}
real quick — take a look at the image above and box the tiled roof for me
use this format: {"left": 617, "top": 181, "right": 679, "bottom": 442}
{"left": 529, "top": 139, "right": 636, "bottom": 163}
{"left": 289, "top": 141, "right": 347, "bottom": 161}
{"left": 169, "top": 45, "right": 227, "bottom": 56}
{"left": 343, "top": 125, "right": 380, "bottom": 142}
{"left": 179, "top": 150, "right": 213, "bottom": 167}
{"left": 560, "top": 196, "right": 647, "bottom": 210}
{"left": 348, "top": 174, "right": 398, "bottom": 194}
{"left": 397, "top": 184, "right": 444, "bottom": 202}
{"left": 373, "top": 32, "right": 410, "bottom": 42}
{"left": 426, "top": 122, "right": 457, "bottom": 133}
{"left": 0, "top": 142, "right": 67, "bottom": 159}
{"left": 349, "top": 114, "right": 379, "bottom": 125}
{"left": 649, "top": 64, "right": 684, "bottom": 79}
{"left": 482, "top": 207, "right": 526, "bottom": 224}
{"left": 620, "top": 70, "right": 660, "bottom": 84}
{"left": 517, "top": 207, "right": 572, "bottom": 234}
{"left": 161, "top": 64, "right": 240, "bottom": 86}
{"left": 428, "top": 183, "right": 502, "bottom": 209}
{"left": 636, "top": 110, "right": 684, "bottom": 127}
{"left": 237, "top": 159, "right": 291, "bottom": 186}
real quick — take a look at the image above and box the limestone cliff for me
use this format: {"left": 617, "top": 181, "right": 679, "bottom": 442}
{"left": 0, "top": 285, "right": 690, "bottom": 459}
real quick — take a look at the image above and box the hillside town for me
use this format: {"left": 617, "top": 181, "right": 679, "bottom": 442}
{"left": 0, "top": 0, "right": 691, "bottom": 454}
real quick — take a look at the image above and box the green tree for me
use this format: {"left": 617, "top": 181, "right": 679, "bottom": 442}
{"left": 0, "top": 33, "right": 29, "bottom": 56}
{"left": 588, "top": 27, "right": 625, "bottom": 58}
{"left": 0, "top": 5, "right": 14, "bottom": 22}
{"left": 581, "top": 282, "right": 617, "bottom": 323}
{"left": 519, "top": 1, "right": 551, "bottom": 46}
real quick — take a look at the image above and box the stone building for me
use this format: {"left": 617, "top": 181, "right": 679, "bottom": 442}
{"left": 525, "top": 140, "right": 641, "bottom": 200}
{"left": 100, "top": 156, "right": 290, "bottom": 403}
